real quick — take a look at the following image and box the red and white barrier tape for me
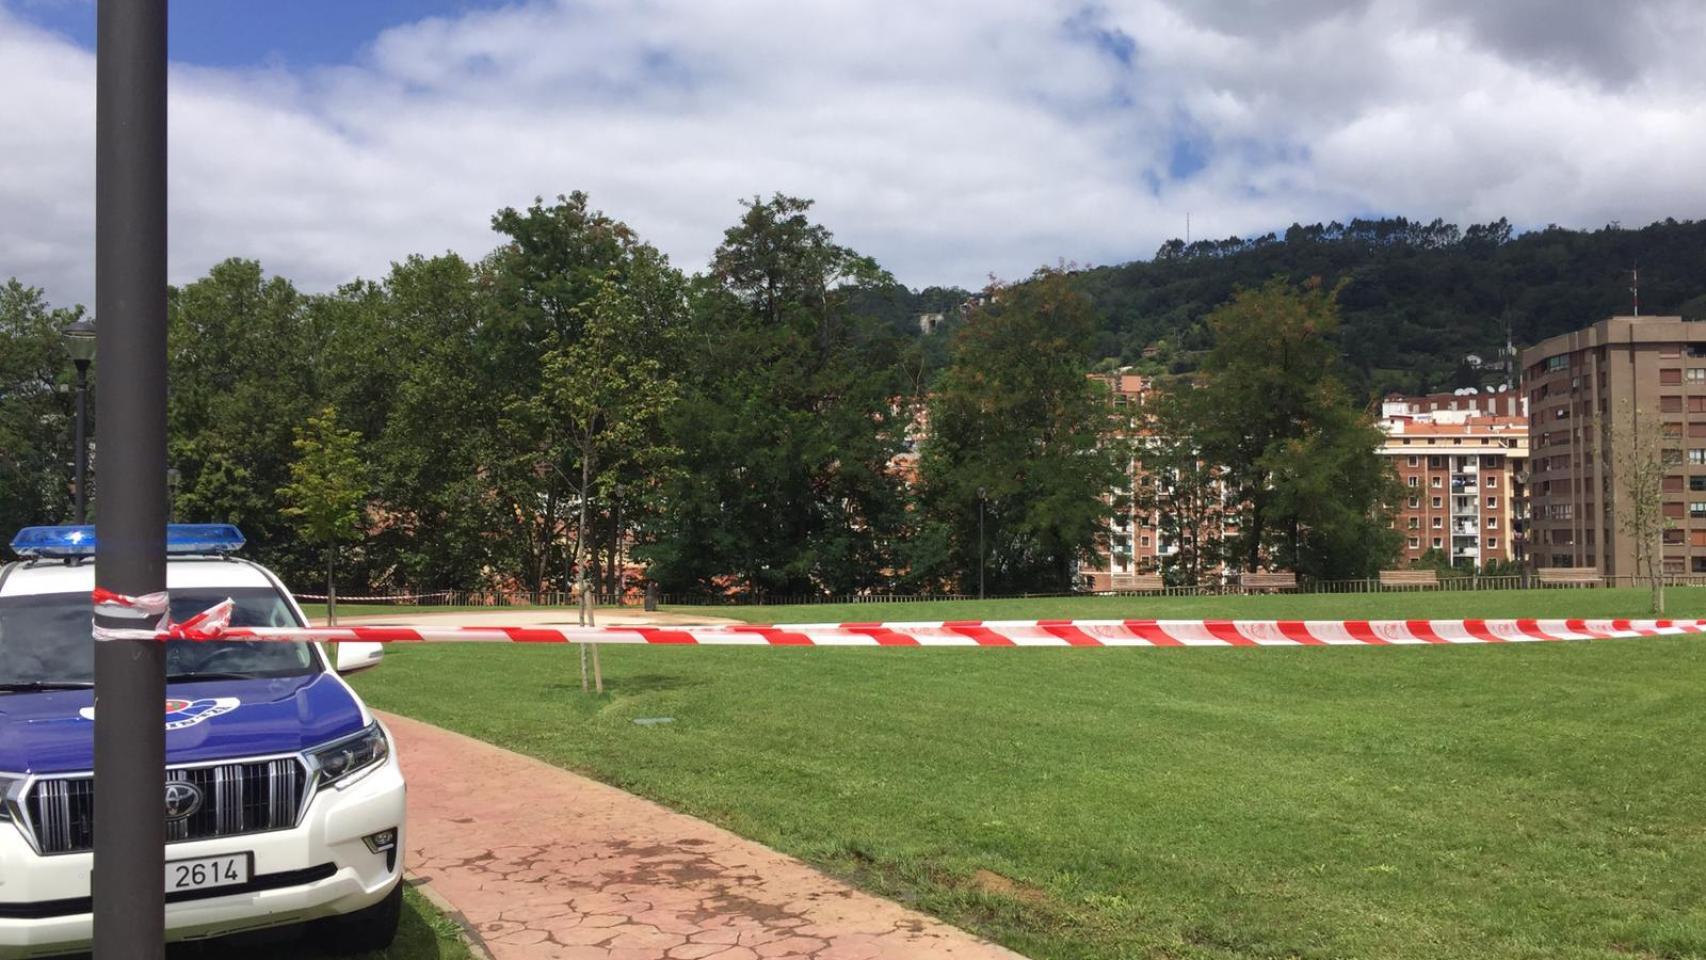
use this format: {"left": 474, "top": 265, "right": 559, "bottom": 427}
{"left": 86, "top": 592, "right": 1706, "bottom": 646}
{"left": 292, "top": 592, "right": 454, "bottom": 603}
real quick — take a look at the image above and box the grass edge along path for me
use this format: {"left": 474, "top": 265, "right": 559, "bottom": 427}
{"left": 351, "top": 621, "right": 1706, "bottom": 960}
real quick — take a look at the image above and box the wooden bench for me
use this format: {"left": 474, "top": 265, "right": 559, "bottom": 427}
{"left": 1109, "top": 574, "right": 1166, "bottom": 593}
{"left": 1241, "top": 571, "right": 1298, "bottom": 593}
{"left": 1537, "top": 567, "right": 1601, "bottom": 587}
{"left": 1379, "top": 569, "right": 1439, "bottom": 589}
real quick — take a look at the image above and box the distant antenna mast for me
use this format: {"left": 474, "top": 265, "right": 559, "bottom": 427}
{"left": 1629, "top": 264, "right": 1640, "bottom": 317}
{"left": 1185, "top": 212, "right": 1191, "bottom": 245}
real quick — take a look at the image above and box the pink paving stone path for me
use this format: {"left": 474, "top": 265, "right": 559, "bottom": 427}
{"left": 383, "top": 712, "right": 1029, "bottom": 960}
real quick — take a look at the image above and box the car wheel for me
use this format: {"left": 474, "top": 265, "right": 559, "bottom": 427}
{"left": 311, "top": 879, "right": 402, "bottom": 954}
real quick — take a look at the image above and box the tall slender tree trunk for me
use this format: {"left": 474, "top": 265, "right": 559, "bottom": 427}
{"left": 326, "top": 544, "right": 336, "bottom": 626}
{"left": 1652, "top": 530, "right": 1666, "bottom": 615}
{"left": 576, "top": 453, "right": 602, "bottom": 692}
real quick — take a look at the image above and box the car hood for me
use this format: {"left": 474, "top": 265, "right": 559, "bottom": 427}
{"left": 0, "top": 673, "right": 368, "bottom": 775}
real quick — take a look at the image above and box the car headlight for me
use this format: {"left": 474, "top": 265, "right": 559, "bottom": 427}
{"left": 0, "top": 776, "right": 18, "bottom": 822}
{"left": 307, "top": 724, "right": 389, "bottom": 787}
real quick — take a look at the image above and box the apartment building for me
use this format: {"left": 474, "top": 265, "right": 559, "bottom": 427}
{"left": 1378, "top": 408, "right": 1529, "bottom": 569}
{"left": 1522, "top": 316, "right": 1706, "bottom": 575}
{"left": 1081, "top": 372, "right": 1239, "bottom": 589}
{"left": 1382, "top": 389, "right": 1525, "bottom": 419}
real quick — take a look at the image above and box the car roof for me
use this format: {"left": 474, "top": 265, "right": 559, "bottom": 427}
{"left": 0, "top": 557, "right": 283, "bottom": 598}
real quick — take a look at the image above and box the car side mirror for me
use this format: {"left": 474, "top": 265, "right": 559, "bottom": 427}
{"left": 335, "top": 641, "right": 384, "bottom": 675}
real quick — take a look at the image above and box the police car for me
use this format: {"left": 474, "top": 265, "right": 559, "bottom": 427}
{"left": 0, "top": 525, "right": 404, "bottom": 958}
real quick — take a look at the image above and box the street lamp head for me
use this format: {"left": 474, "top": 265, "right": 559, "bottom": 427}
{"left": 62, "top": 319, "right": 97, "bottom": 365}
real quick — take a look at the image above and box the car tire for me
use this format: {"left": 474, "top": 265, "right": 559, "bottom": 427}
{"left": 311, "top": 879, "right": 402, "bottom": 954}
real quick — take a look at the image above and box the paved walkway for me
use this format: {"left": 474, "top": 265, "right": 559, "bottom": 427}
{"left": 385, "top": 713, "right": 1027, "bottom": 960}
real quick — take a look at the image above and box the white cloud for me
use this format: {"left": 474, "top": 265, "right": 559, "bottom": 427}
{"left": 2, "top": 0, "right": 1704, "bottom": 307}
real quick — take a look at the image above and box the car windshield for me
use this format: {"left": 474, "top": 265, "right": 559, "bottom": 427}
{"left": 0, "top": 588, "right": 317, "bottom": 686}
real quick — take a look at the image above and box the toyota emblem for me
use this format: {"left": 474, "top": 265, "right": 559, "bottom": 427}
{"left": 164, "top": 781, "right": 203, "bottom": 821}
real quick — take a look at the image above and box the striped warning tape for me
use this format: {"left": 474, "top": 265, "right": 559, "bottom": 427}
{"left": 98, "top": 612, "right": 1706, "bottom": 646}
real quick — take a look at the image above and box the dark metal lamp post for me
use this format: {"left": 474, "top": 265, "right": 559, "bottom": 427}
{"left": 977, "top": 486, "right": 987, "bottom": 600}
{"left": 62, "top": 319, "right": 97, "bottom": 523}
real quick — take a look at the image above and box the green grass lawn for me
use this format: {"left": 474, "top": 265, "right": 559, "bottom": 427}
{"left": 674, "top": 585, "right": 1705, "bottom": 624}
{"left": 351, "top": 627, "right": 1706, "bottom": 960}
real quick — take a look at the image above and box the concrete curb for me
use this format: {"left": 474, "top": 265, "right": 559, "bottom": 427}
{"left": 405, "top": 871, "right": 495, "bottom": 960}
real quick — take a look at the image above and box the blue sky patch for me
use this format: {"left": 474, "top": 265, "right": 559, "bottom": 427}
{"left": 11, "top": 0, "right": 512, "bottom": 68}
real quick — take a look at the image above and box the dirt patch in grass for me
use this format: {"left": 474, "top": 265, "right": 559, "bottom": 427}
{"left": 968, "top": 869, "right": 1049, "bottom": 904}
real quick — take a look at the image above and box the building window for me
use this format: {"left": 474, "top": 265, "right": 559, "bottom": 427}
{"left": 1140, "top": 536, "right": 1150, "bottom": 547}
{"left": 1431, "top": 476, "right": 1442, "bottom": 488}
{"left": 1487, "top": 517, "right": 1499, "bottom": 529}
{"left": 1696, "top": 557, "right": 1706, "bottom": 574}
{"left": 1429, "top": 456, "right": 1445, "bottom": 469}
{"left": 1665, "top": 449, "right": 1684, "bottom": 466}
{"left": 1486, "top": 537, "right": 1498, "bottom": 550}
{"left": 1692, "top": 450, "right": 1706, "bottom": 465}
{"left": 1408, "top": 496, "right": 1420, "bottom": 508}
{"left": 1662, "top": 395, "right": 1684, "bottom": 413}
{"left": 1692, "top": 476, "right": 1706, "bottom": 492}
{"left": 1408, "top": 537, "right": 1420, "bottom": 549}
{"left": 1545, "top": 355, "right": 1567, "bottom": 372}
{"left": 1408, "top": 517, "right": 1419, "bottom": 530}
{"left": 1487, "top": 475, "right": 1498, "bottom": 489}
{"left": 1486, "top": 496, "right": 1498, "bottom": 508}
{"left": 1432, "top": 496, "right": 1442, "bottom": 509}
{"left": 1407, "top": 476, "right": 1419, "bottom": 488}
{"left": 1432, "top": 517, "right": 1442, "bottom": 529}
{"left": 1432, "top": 537, "right": 1443, "bottom": 549}
{"left": 1407, "top": 455, "right": 1418, "bottom": 467}
{"left": 1663, "top": 529, "right": 1685, "bottom": 545}
{"left": 1693, "top": 503, "right": 1706, "bottom": 519}
{"left": 1660, "top": 368, "right": 1683, "bottom": 385}
{"left": 1688, "top": 368, "right": 1706, "bottom": 383}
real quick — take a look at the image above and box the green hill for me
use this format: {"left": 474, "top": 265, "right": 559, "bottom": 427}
{"left": 1068, "top": 216, "right": 1706, "bottom": 397}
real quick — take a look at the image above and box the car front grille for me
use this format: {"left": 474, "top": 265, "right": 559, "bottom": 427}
{"left": 24, "top": 757, "right": 308, "bottom": 855}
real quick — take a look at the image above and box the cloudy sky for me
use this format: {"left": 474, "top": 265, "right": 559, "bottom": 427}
{"left": 3, "top": 0, "right": 1704, "bottom": 307}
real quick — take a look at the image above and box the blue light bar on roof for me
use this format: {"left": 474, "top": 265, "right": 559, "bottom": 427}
{"left": 9, "top": 524, "right": 247, "bottom": 558}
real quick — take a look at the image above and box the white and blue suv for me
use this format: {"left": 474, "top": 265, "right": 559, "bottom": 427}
{"left": 0, "top": 525, "right": 405, "bottom": 958}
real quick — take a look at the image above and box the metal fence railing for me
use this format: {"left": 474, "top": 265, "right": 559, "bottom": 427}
{"left": 292, "top": 574, "right": 1704, "bottom": 610}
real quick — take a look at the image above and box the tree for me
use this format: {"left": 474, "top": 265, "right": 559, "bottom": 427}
{"left": 0, "top": 280, "right": 81, "bottom": 541}
{"left": 508, "top": 277, "right": 681, "bottom": 691}
{"left": 1184, "top": 278, "right": 1401, "bottom": 579}
{"left": 169, "top": 259, "right": 320, "bottom": 581}
{"left": 914, "top": 269, "right": 1129, "bottom": 593}
{"left": 278, "top": 407, "right": 368, "bottom": 624}
{"left": 482, "top": 195, "right": 681, "bottom": 596}
{"left": 1611, "top": 401, "right": 1669, "bottom": 614}
{"left": 642, "top": 195, "right": 909, "bottom": 597}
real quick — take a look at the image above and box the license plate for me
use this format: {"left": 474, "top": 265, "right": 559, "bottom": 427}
{"left": 165, "top": 853, "right": 250, "bottom": 893}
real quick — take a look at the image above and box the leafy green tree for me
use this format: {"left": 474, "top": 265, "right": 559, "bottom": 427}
{"left": 505, "top": 277, "right": 681, "bottom": 689}
{"left": 482, "top": 195, "right": 683, "bottom": 594}
{"left": 278, "top": 406, "right": 368, "bottom": 623}
{"left": 642, "top": 196, "right": 910, "bottom": 596}
{"left": 914, "top": 269, "right": 1129, "bottom": 593}
{"left": 0, "top": 280, "right": 81, "bottom": 541}
{"left": 321, "top": 255, "right": 506, "bottom": 592}
{"left": 169, "top": 259, "right": 320, "bottom": 580}
{"left": 1186, "top": 278, "right": 1401, "bottom": 579}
